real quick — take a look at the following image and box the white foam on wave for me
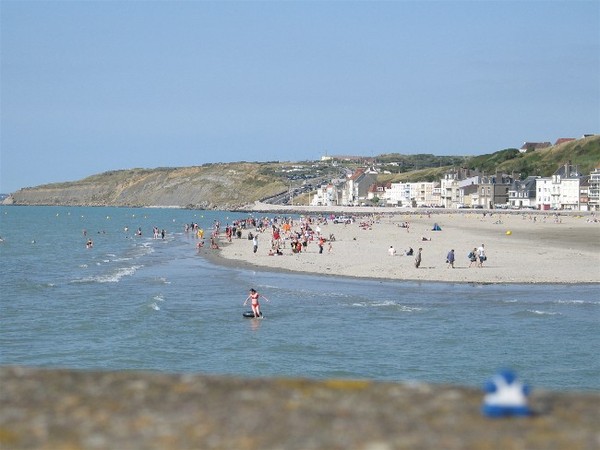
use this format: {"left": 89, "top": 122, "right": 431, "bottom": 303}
{"left": 398, "top": 305, "right": 423, "bottom": 312}
{"left": 150, "top": 302, "right": 160, "bottom": 311}
{"left": 130, "top": 242, "right": 155, "bottom": 259}
{"left": 351, "top": 301, "right": 423, "bottom": 312}
{"left": 527, "top": 309, "right": 561, "bottom": 316}
{"left": 71, "top": 265, "right": 143, "bottom": 284}
{"left": 372, "top": 300, "right": 398, "bottom": 307}
{"left": 555, "top": 299, "right": 598, "bottom": 305}
{"left": 140, "top": 242, "right": 155, "bottom": 251}
{"left": 154, "top": 294, "right": 164, "bottom": 302}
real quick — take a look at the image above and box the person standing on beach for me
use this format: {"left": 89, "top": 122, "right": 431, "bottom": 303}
{"left": 446, "top": 249, "right": 455, "bottom": 268}
{"left": 468, "top": 248, "right": 478, "bottom": 268}
{"left": 252, "top": 234, "right": 258, "bottom": 254}
{"left": 318, "top": 236, "right": 325, "bottom": 254}
{"left": 243, "top": 288, "right": 269, "bottom": 318}
{"left": 415, "top": 248, "right": 422, "bottom": 268}
{"left": 477, "top": 243, "right": 486, "bottom": 268}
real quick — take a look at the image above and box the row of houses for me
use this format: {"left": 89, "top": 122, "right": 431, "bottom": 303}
{"left": 310, "top": 164, "right": 600, "bottom": 211}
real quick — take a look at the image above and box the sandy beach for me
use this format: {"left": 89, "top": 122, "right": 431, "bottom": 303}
{"left": 203, "top": 205, "right": 600, "bottom": 284}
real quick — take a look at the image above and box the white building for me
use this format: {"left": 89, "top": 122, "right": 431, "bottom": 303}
{"left": 385, "top": 182, "right": 412, "bottom": 206}
{"left": 536, "top": 163, "right": 582, "bottom": 210}
{"left": 310, "top": 183, "right": 340, "bottom": 207}
{"left": 385, "top": 181, "right": 439, "bottom": 207}
{"left": 440, "top": 173, "right": 461, "bottom": 208}
{"left": 341, "top": 169, "right": 377, "bottom": 206}
{"left": 588, "top": 168, "right": 600, "bottom": 211}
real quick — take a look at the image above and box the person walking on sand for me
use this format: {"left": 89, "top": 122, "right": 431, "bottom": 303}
{"left": 468, "top": 247, "right": 478, "bottom": 268}
{"left": 388, "top": 245, "right": 396, "bottom": 256}
{"left": 415, "top": 248, "right": 422, "bottom": 268}
{"left": 252, "top": 234, "right": 258, "bottom": 254}
{"left": 446, "top": 249, "right": 455, "bottom": 268}
{"left": 477, "top": 243, "right": 487, "bottom": 268}
{"left": 243, "top": 288, "right": 269, "bottom": 318}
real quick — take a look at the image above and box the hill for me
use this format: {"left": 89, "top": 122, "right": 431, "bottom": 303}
{"left": 5, "top": 163, "right": 293, "bottom": 209}
{"left": 4, "top": 136, "right": 599, "bottom": 208}
{"left": 464, "top": 135, "right": 600, "bottom": 178}
{"left": 379, "top": 135, "right": 599, "bottom": 183}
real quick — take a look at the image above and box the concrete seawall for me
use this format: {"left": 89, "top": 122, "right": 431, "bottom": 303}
{"left": 1, "top": 367, "right": 598, "bottom": 449}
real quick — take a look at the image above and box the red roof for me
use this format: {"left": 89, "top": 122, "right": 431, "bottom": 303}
{"left": 349, "top": 169, "right": 365, "bottom": 181}
{"left": 554, "top": 138, "right": 575, "bottom": 146}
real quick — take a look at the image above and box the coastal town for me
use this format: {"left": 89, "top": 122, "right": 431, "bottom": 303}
{"left": 302, "top": 137, "right": 599, "bottom": 212}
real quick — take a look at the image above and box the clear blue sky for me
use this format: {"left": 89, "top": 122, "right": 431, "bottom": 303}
{"left": 1, "top": 1, "right": 598, "bottom": 193}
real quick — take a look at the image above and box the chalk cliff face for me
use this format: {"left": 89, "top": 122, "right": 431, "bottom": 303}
{"left": 5, "top": 163, "right": 288, "bottom": 209}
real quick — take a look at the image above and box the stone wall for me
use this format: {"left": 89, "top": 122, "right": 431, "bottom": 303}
{"left": 1, "top": 367, "right": 598, "bottom": 449}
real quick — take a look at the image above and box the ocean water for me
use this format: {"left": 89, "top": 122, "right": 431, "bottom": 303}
{"left": 1, "top": 206, "right": 598, "bottom": 391}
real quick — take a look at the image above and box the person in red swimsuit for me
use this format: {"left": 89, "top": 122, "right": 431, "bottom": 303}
{"left": 243, "top": 288, "right": 269, "bottom": 318}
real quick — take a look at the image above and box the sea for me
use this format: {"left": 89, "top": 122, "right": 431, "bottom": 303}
{"left": 1, "top": 205, "right": 598, "bottom": 392}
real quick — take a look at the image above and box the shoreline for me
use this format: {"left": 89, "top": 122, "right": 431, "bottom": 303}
{"left": 199, "top": 207, "right": 600, "bottom": 284}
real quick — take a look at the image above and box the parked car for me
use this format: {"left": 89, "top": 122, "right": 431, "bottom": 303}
{"left": 333, "top": 216, "right": 353, "bottom": 224}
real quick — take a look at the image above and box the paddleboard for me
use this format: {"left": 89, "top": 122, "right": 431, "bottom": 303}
{"left": 243, "top": 311, "right": 263, "bottom": 318}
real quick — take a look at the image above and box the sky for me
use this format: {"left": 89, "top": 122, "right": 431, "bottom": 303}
{"left": 1, "top": 0, "right": 598, "bottom": 193}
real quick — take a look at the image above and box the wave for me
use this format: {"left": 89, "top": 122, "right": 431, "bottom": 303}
{"left": 398, "top": 305, "right": 424, "bottom": 312}
{"left": 554, "top": 299, "right": 599, "bottom": 306}
{"left": 351, "top": 301, "right": 423, "bottom": 312}
{"left": 71, "top": 265, "right": 143, "bottom": 284}
{"left": 526, "top": 309, "right": 561, "bottom": 316}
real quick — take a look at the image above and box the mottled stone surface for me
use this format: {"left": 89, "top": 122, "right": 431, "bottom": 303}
{"left": 1, "top": 366, "right": 598, "bottom": 449}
